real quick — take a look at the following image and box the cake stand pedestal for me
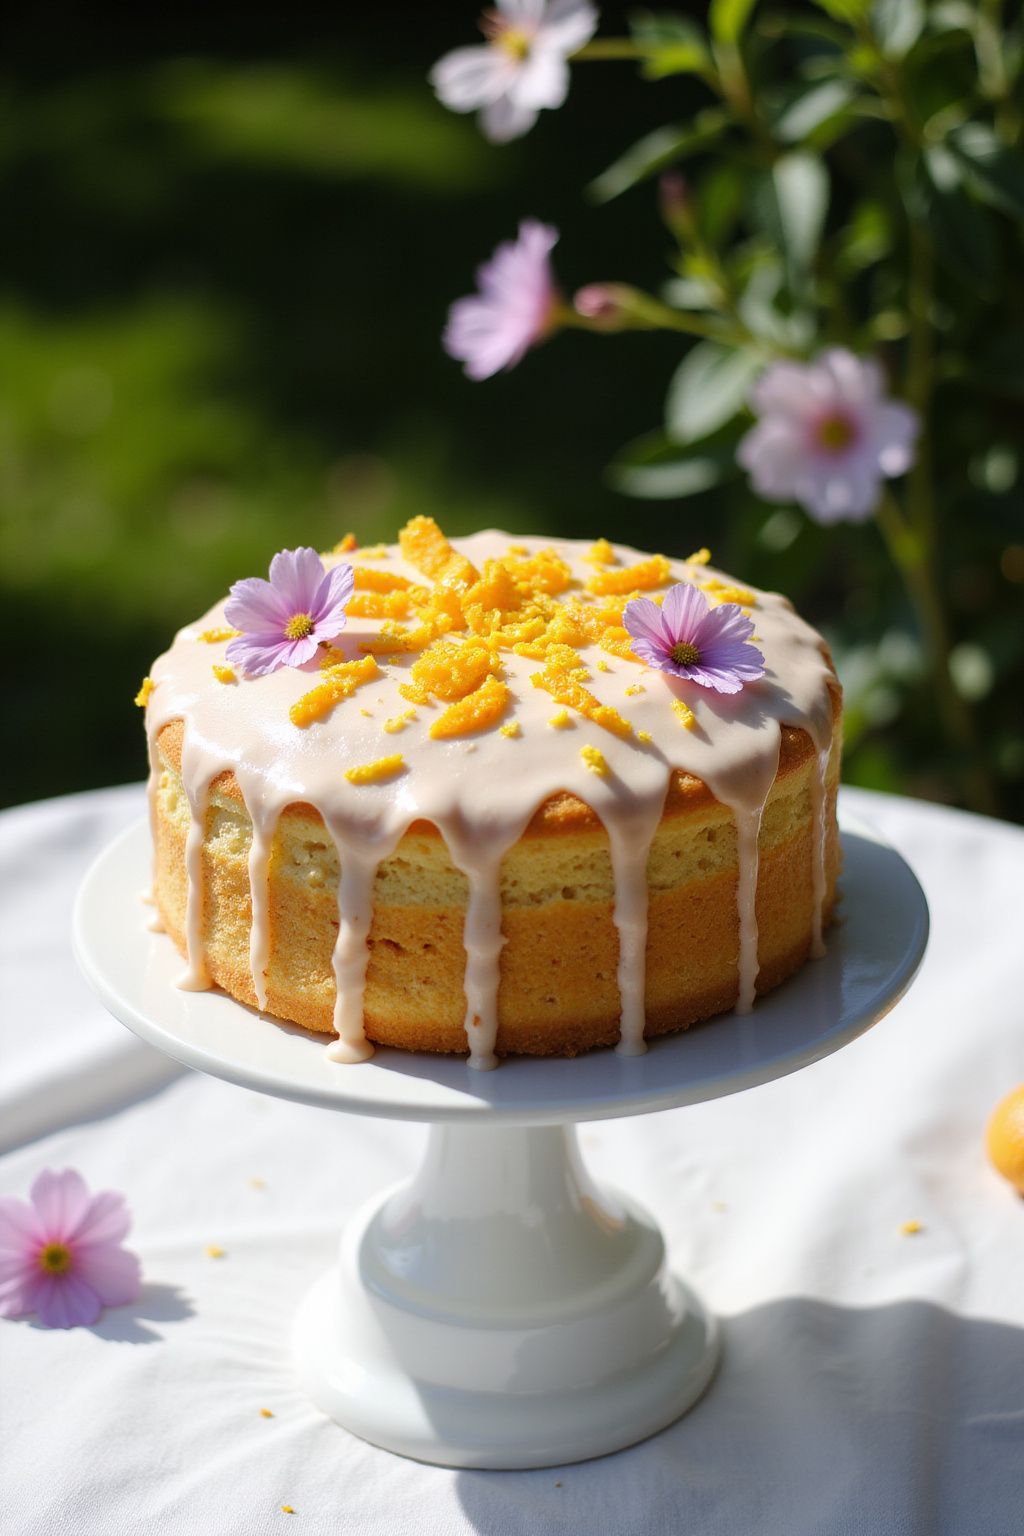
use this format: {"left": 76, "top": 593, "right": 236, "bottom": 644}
{"left": 73, "top": 808, "right": 927, "bottom": 1470}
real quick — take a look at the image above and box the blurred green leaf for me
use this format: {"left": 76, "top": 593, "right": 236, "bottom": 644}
{"left": 834, "top": 198, "right": 893, "bottom": 276}
{"left": 610, "top": 428, "right": 740, "bottom": 498}
{"left": 947, "top": 122, "right": 1024, "bottom": 221}
{"left": 586, "top": 109, "right": 730, "bottom": 203}
{"left": 871, "top": 0, "right": 924, "bottom": 59}
{"left": 629, "top": 13, "right": 715, "bottom": 80}
{"left": 920, "top": 147, "right": 997, "bottom": 292}
{"left": 665, "top": 341, "right": 761, "bottom": 444}
{"left": 710, "top": 0, "right": 759, "bottom": 47}
{"left": 807, "top": 0, "right": 870, "bottom": 22}
{"left": 772, "top": 78, "right": 857, "bottom": 142}
{"left": 696, "top": 161, "right": 747, "bottom": 247}
{"left": 751, "top": 152, "right": 829, "bottom": 292}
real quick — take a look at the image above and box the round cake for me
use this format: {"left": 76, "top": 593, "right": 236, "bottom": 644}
{"left": 139, "top": 519, "right": 841, "bottom": 1068}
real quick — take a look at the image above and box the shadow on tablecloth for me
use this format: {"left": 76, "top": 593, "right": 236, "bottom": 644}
{"left": 455, "top": 1296, "right": 1024, "bottom": 1536}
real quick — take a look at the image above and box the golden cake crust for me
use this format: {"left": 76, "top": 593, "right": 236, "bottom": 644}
{"left": 151, "top": 701, "right": 842, "bottom": 1056}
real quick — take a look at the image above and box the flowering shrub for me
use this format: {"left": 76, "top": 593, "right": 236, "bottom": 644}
{"left": 433, "top": 1, "right": 1024, "bottom": 815}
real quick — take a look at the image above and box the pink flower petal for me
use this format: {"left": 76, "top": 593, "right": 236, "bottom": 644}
{"left": 430, "top": 46, "right": 518, "bottom": 111}
{"left": 538, "top": 0, "right": 599, "bottom": 53}
{"left": 225, "top": 632, "right": 293, "bottom": 678}
{"left": 0, "top": 1195, "right": 43, "bottom": 1253}
{"left": 659, "top": 579, "right": 707, "bottom": 641}
{"left": 75, "top": 1244, "right": 142, "bottom": 1309}
{"left": 317, "top": 561, "right": 355, "bottom": 620}
{"left": 224, "top": 575, "right": 291, "bottom": 633}
{"left": 622, "top": 596, "right": 670, "bottom": 654}
{"left": 481, "top": 93, "right": 540, "bottom": 143}
{"left": 34, "top": 1272, "right": 103, "bottom": 1329}
{"left": 514, "top": 47, "right": 570, "bottom": 111}
{"left": 30, "top": 1169, "right": 92, "bottom": 1243}
{"left": 68, "top": 1189, "right": 131, "bottom": 1249}
{"left": 0, "top": 1272, "right": 41, "bottom": 1318}
{"left": 267, "top": 547, "right": 325, "bottom": 616}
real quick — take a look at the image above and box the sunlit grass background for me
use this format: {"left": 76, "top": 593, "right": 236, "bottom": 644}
{"left": 4, "top": 3, "right": 1022, "bottom": 814}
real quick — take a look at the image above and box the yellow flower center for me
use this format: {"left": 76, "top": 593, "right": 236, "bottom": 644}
{"left": 669, "top": 641, "right": 701, "bottom": 667}
{"left": 817, "top": 413, "right": 856, "bottom": 452}
{"left": 284, "top": 613, "right": 315, "bottom": 641}
{"left": 38, "top": 1242, "right": 73, "bottom": 1275}
{"left": 482, "top": 10, "right": 532, "bottom": 59}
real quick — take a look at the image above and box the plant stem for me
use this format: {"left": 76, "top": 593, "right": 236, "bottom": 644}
{"left": 876, "top": 493, "right": 997, "bottom": 815}
{"left": 559, "top": 292, "right": 758, "bottom": 348}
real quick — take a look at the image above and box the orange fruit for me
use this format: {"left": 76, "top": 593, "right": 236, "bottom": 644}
{"left": 986, "top": 1085, "right": 1024, "bottom": 1195}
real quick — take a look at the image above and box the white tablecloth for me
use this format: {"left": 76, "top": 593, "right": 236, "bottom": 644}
{"left": 1, "top": 784, "right": 1022, "bottom": 1536}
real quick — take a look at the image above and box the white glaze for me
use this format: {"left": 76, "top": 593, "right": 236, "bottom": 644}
{"left": 144, "top": 531, "right": 836, "bottom": 1065}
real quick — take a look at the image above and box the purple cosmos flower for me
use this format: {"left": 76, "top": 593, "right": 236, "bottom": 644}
{"left": 444, "top": 220, "right": 560, "bottom": 381}
{"left": 0, "top": 1169, "right": 141, "bottom": 1329}
{"left": 737, "top": 348, "right": 919, "bottom": 524}
{"left": 623, "top": 582, "right": 765, "bottom": 695}
{"left": 224, "top": 547, "right": 354, "bottom": 678}
{"left": 431, "top": 0, "right": 598, "bottom": 144}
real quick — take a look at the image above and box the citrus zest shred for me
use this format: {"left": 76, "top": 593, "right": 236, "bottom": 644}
{"left": 383, "top": 708, "right": 417, "bottom": 734}
{"left": 290, "top": 655, "right": 379, "bottom": 727}
{"left": 333, "top": 532, "right": 357, "bottom": 553}
{"left": 345, "top": 753, "right": 405, "bottom": 785}
{"left": 260, "top": 1408, "right": 274, "bottom": 1418}
{"left": 399, "top": 514, "right": 478, "bottom": 587}
{"left": 900, "top": 1219, "right": 924, "bottom": 1236}
{"left": 586, "top": 554, "right": 671, "bottom": 595}
{"left": 212, "top": 664, "right": 236, "bottom": 684}
{"left": 548, "top": 709, "right": 572, "bottom": 728}
{"left": 585, "top": 537, "right": 616, "bottom": 566}
{"left": 625, "top": 682, "right": 645, "bottom": 697}
{"left": 134, "top": 676, "right": 155, "bottom": 708}
{"left": 348, "top": 590, "right": 413, "bottom": 620}
{"left": 599, "top": 625, "right": 643, "bottom": 664}
{"left": 581, "top": 745, "right": 610, "bottom": 777}
{"left": 430, "top": 674, "right": 510, "bottom": 739}
{"left": 700, "top": 577, "right": 757, "bottom": 607}
{"left": 637, "top": 730, "right": 653, "bottom": 744}
{"left": 353, "top": 567, "right": 412, "bottom": 594}
{"left": 672, "top": 699, "right": 697, "bottom": 730}
{"left": 198, "top": 626, "right": 241, "bottom": 644}
{"left": 531, "top": 646, "right": 632, "bottom": 739}
{"left": 686, "top": 547, "right": 711, "bottom": 565}
{"left": 499, "top": 721, "right": 521, "bottom": 738}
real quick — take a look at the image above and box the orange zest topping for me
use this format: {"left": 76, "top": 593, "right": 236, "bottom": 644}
{"left": 348, "top": 590, "right": 413, "bottom": 620}
{"left": 599, "top": 625, "right": 643, "bottom": 664}
{"left": 383, "top": 708, "right": 417, "bottom": 734}
{"left": 585, "top": 537, "right": 616, "bottom": 566}
{"left": 353, "top": 567, "right": 413, "bottom": 594}
{"left": 406, "top": 637, "right": 499, "bottom": 704}
{"left": 212, "top": 664, "right": 236, "bottom": 684}
{"left": 672, "top": 699, "right": 697, "bottom": 730}
{"left": 700, "top": 577, "right": 757, "bottom": 607}
{"left": 399, "top": 514, "right": 478, "bottom": 587}
{"left": 134, "top": 676, "right": 155, "bottom": 707}
{"left": 198, "top": 626, "right": 241, "bottom": 644}
{"left": 686, "top": 547, "right": 711, "bottom": 565}
{"left": 499, "top": 721, "right": 521, "bottom": 738}
{"left": 345, "top": 753, "right": 405, "bottom": 784}
{"left": 333, "top": 532, "right": 358, "bottom": 553}
{"left": 580, "top": 745, "right": 610, "bottom": 776}
{"left": 290, "top": 655, "right": 379, "bottom": 727}
{"left": 586, "top": 554, "right": 671, "bottom": 595}
{"left": 531, "top": 646, "right": 632, "bottom": 739}
{"left": 429, "top": 674, "right": 510, "bottom": 739}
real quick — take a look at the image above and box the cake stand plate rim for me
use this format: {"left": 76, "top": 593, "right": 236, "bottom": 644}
{"left": 72, "top": 800, "right": 929, "bottom": 1125}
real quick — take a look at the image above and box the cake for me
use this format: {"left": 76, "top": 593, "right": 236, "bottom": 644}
{"left": 138, "top": 519, "right": 841, "bottom": 1068}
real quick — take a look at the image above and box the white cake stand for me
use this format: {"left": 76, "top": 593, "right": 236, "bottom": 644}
{"left": 73, "top": 807, "right": 927, "bottom": 1470}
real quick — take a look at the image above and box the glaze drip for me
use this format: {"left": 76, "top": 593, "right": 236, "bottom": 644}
{"left": 144, "top": 529, "right": 837, "bottom": 1064}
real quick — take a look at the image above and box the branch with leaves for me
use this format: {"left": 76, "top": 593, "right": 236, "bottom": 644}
{"left": 432, "top": 0, "right": 1024, "bottom": 815}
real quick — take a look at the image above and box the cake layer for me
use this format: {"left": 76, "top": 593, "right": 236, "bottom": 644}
{"left": 152, "top": 707, "right": 841, "bottom": 1055}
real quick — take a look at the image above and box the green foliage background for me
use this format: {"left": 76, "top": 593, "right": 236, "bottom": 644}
{"left": 3, "top": 2, "right": 1022, "bottom": 816}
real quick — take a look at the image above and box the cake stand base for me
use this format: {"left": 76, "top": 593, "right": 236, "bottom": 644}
{"left": 292, "top": 1122, "right": 718, "bottom": 1468}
